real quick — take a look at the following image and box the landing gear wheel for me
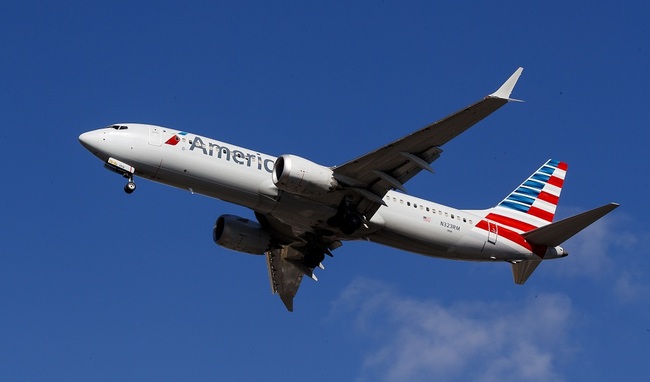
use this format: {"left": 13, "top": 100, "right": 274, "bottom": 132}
{"left": 340, "top": 212, "right": 362, "bottom": 235}
{"left": 303, "top": 251, "right": 326, "bottom": 269}
{"left": 124, "top": 181, "right": 136, "bottom": 194}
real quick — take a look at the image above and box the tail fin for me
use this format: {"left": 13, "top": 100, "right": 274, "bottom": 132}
{"left": 483, "top": 159, "right": 567, "bottom": 285}
{"left": 491, "top": 159, "right": 568, "bottom": 230}
{"left": 479, "top": 160, "right": 619, "bottom": 285}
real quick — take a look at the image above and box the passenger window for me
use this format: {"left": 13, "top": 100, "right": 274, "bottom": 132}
{"left": 407, "top": 202, "right": 411, "bottom": 206}
{"left": 451, "top": 214, "right": 455, "bottom": 219}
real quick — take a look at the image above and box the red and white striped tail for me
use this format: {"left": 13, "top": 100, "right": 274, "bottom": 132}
{"left": 488, "top": 159, "right": 568, "bottom": 232}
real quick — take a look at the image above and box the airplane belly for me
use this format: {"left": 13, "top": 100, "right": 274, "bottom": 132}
{"left": 265, "top": 192, "right": 339, "bottom": 232}
{"left": 367, "top": 205, "right": 504, "bottom": 261}
{"left": 368, "top": 229, "right": 452, "bottom": 258}
{"left": 368, "top": 207, "right": 463, "bottom": 259}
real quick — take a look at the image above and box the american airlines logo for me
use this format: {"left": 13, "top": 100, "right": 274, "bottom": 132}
{"left": 187, "top": 135, "right": 275, "bottom": 173}
{"left": 165, "top": 131, "right": 188, "bottom": 145}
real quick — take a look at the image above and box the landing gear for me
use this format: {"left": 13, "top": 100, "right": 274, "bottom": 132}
{"left": 124, "top": 180, "right": 136, "bottom": 194}
{"left": 104, "top": 158, "right": 137, "bottom": 195}
{"left": 328, "top": 198, "right": 364, "bottom": 235}
{"left": 340, "top": 212, "right": 362, "bottom": 235}
{"left": 302, "top": 250, "right": 326, "bottom": 269}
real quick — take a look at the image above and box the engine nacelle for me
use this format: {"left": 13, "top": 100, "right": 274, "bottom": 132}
{"left": 272, "top": 154, "right": 339, "bottom": 196}
{"left": 213, "top": 214, "right": 271, "bottom": 255}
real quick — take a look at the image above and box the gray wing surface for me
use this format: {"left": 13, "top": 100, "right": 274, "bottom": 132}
{"left": 333, "top": 67, "right": 523, "bottom": 220}
{"left": 263, "top": 68, "right": 523, "bottom": 311}
{"left": 266, "top": 246, "right": 314, "bottom": 312}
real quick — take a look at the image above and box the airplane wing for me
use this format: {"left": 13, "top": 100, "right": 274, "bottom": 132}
{"left": 266, "top": 246, "right": 318, "bottom": 312}
{"left": 263, "top": 68, "right": 523, "bottom": 310}
{"left": 333, "top": 67, "right": 524, "bottom": 219}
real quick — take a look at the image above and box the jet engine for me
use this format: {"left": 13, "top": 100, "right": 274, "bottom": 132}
{"left": 213, "top": 214, "right": 271, "bottom": 255}
{"left": 272, "top": 154, "right": 339, "bottom": 196}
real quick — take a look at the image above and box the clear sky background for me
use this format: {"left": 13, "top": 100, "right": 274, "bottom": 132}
{"left": 2, "top": 1, "right": 649, "bottom": 381}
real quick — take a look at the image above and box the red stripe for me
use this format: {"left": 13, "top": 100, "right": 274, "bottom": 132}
{"left": 528, "top": 206, "right": 554, "bottom": 221}
{"left": 165, "top": 135, "right": 180, "bottom": 146}
{"left": 557, "top": 162, "right": 568, "bottom": 171}
{"left": 476, "top": 220, "right": 528, "bottom": 248}
{"left": 475, "top": 220, "right": 547, "bottom": 257}
{"left": 485, "top": 213, "right": 537, "bottom": 232}
{"left": 537, "top": 191, "right": 559, "bottom": 205}
{"left": 547, "top": 176, "right": 563, "bottom": 188}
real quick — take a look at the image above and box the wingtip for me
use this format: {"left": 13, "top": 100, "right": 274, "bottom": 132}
{"left": 280, "top": 295, "right": 294, "bottom": 312}
{"left": 490, "top": 67, "right": 524, "bottom": 100}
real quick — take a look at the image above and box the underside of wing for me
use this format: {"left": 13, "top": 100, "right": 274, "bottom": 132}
{"left": 266, "top": 247, "right": 305, "bottom": 312}
{"left": 260, "top": 68, "right": 524, "bottom": 311}
{"left": 333, "top": 68, "right": 523, "bottom": 220}
{"left": 265, "top": 244, "right": 333, "bottom": 311}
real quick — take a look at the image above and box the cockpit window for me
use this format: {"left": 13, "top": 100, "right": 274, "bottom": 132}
{"left": 109, "top": 125, "right": 129, "bottom": 130}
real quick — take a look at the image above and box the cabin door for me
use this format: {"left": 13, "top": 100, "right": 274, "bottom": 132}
{"left": 487, "top": 222, "right": 498, "bottom": 244}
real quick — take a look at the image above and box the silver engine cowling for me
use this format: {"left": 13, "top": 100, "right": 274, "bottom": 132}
{"left": 213, "top": 214, "right": 271, "bottom": 255}
{"left": 272, "top": 154, "right": 339, "bottom": 196}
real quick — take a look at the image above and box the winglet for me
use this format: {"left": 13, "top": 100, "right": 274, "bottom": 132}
{"left": 490, "top": 67, "right": 524, "bottom": 101}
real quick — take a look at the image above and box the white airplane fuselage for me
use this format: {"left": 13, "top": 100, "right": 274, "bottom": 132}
{"left": 79, "top": 123, "right": 563, "bottom": 263}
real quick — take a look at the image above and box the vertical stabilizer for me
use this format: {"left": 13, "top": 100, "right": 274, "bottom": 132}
{"left": 491, "top": 159, "right": 568, "bottom": 231}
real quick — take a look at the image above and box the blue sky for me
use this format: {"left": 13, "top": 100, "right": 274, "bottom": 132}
{"left": 2, "top": 1, "right": 649, "bottom": 381}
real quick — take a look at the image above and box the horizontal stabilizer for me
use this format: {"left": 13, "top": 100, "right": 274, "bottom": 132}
{"left": 511, "top": 259, "right": 542, "bottom": 285}
{"left": 523, "top": 202, "right": 619, "bottom": 247}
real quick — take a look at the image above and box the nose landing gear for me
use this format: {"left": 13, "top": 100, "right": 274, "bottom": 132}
{"left": 104, "top": 157, "right": 137, "bottom": 195}
{"left": 124, "top": 176, "right": 136, "bottom": 194}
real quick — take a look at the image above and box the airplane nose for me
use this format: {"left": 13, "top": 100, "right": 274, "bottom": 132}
{"left": 78, "top": 130, "right": 103, "bottom": 154}
{"left": 78, "top": 132, "right": 91, "bottom": 149}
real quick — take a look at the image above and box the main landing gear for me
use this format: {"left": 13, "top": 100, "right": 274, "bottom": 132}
{"left": 327, "top": 198, "right": 364, "bottom": 235}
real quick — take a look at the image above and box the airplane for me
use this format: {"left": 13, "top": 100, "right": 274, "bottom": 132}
{"left": 79, "top": 67, "right": 618, "bottom": 311}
